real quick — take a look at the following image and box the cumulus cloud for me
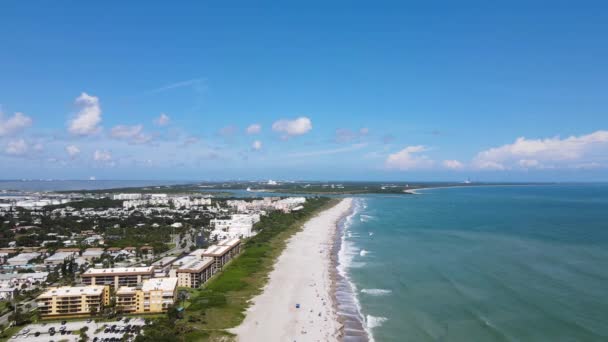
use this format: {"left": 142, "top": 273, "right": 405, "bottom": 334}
{"left": 385, "top": 145, "right": 434, "bottom": 170}
{"left": 0, "top": 112, "right": 33, "bottom": 136}
{"left": 443, "top": 159, "right": 464, "bottom": 170}
{"left": 154, "top": 113, "right": 170, "bottom": 126}
{"left": 252, "top": 140, "right": 262, "bottom": 151}
{"left": 5, "top": 139, "right": 28, "bottom": 155}
{"left": 68, "top": 93, "right": 102, "bottom": 135}
{"left": 93, "top": 150, "right": 112, "bottom": 162}
{"left": 246, "top": 124, "right": 262, "bottom": 135}
{"left": 66, "top": 145, "right": 81, "bottom": 158}
{"left": 473, "top": 130, "right": 608, "bottom": 170}
{"left": 272, "top": 117, "right": 312, "bottom": 138}
{"left": 111, "top": 125, "right": 143, "bottom": 139}
{"left": 110, "top": 125, "right": 152, "bottom": 144}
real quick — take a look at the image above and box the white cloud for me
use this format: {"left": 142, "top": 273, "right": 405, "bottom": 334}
{"left": 66, "top": 145, "right": 80, "bottom": 158}
{"left": 93, "top": 150, "right": 112, "bottom": 162}
{"left": 68, "top": 92, "right": 102, "bottom": 135}
{"left": 385, "top": 145, "right": 434, "bottom": 170}
{"left": 288, "top": 143, "right": 367, "bottom": 158}
{"left": 359, "top": 127, "right": 369, "bottom": 135}
{"left": 473, "top": 130, "right": 608, "bottom": 170}
{"left": 154, "top": 113, "right": 170, "bottom": 126}
{"left": 0, "top": 112, "right": 33, "bottom": 136}
{"left": 272, "top": 117, "right": 312, "bottom": 138}
{"left": 110, "top": 125, "right": 152, "bottom": 144}
{"left": 5, "top": 139, "right": 28, "bottom": 155}
{"left": 246, "top": 124, "right": 262, "bottom": 135}
{"left": 443, "top": 159, "right": 464, "bottom": 170}
{"left": 252, "top": 140, "right": 262, "bottom": 151}
{"left": 111, "top": 125, "right": 143, "bottom": 139}
{"left": 150, "top": 78, "right": 204, "bottom": 93}
{"left": 518, "top": 159, "right": 541, "bottom": 168}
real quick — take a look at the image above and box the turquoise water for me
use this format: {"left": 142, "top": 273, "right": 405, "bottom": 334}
{"left": 342, "top": 185, "right": 608, "bottom": 341}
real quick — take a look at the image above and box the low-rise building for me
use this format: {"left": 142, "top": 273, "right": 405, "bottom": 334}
{"left": 36, "top": 285, "right": 110, "bottom": 319}
{"left": 82, "top": 266, "right": 155, "bottom": 289}
{"left": 44, "top": 251, "right": 76, "bottom": 266}
{"left": 7, "top": 252, "right": 40, "bottom": 266}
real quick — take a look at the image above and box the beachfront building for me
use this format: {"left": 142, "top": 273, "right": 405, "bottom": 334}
{"left": 36, "top": 285, "right": 110, "bottom": 319}
{"left": 210, "top": 214, "right": 260, "bottom": 239}
{"left": 201, "top": 238, "right": 242, "bottom": 271}
{"left": 82, "top": 266, "right": 155, "bottom": 289}
{"left": 219, "top": 238, "right": 242, "bottom": 258}
{"left": 176, "top": 257, "right": 215, "bottom": 288}
{"left": 115, "top": 277, "right": 178, "bottom": 314}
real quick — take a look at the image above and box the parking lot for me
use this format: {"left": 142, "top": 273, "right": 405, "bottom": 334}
{"left": 9, "top": 317, "right": 145, "bottom": 342}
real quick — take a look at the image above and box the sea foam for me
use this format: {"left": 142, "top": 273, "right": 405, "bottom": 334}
{"left": 366, "top": 315, "right": 388, "bottom": 329}
{"left": 361, "top": 288, "right": 392, "bottom": 296}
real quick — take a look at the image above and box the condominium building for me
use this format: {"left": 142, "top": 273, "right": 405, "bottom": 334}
{"left": 219, "top": 238, "right": 242, "bottom": 258}
{"left": 36, "top": 285, "right": 110, "bottom": 319}
{"left": 116, "top": 277, "right": 178, "bottom": 314}
{"left": 82, "top": 266, "right": 154, "bottom": 289}
{"left": 176, "top": 257, "right": 215, "bottom": 288}
{"left": 201, "top": 238, "right": 242, "bottom": 270}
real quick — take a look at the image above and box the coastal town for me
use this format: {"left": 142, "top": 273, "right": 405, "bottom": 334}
{"left": 0, "top": 190, "right": 310, "bottom": 341}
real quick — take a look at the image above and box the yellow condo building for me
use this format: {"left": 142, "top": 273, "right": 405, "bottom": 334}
{"left": 116, "top": 277, "right": 178, "bottom": 314}
{"left": 36, "top": 285, "right": 110, "bottom": 319}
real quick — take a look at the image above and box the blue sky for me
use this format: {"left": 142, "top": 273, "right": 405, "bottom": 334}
{"left": 1, "top": 1, "right": 607, "bottom": 181}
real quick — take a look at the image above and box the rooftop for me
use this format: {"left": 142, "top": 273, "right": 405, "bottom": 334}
{"left": 177, "top": 257, "right": 214, "bottom": 273}
{"left": 218, "top": 238, "right": 241, "bottom": 248}
{"left": 141, "top": 277, "right": 178, "bottom": 292}
{"left": 202, "top": 244, "right": 231, "bottom": 257}
{"left": 83, "top": 266, "right": 154, "bottom": 275}
{"left": 38, "top": 285, "right": 105, "bottom": 298}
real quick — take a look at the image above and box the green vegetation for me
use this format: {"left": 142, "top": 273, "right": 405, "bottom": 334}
{"left": 136, "top": 197, "right": 336, "bottom": 342}
{"left": 0, "top": 326, "right": 22, "bottom": 342}
{"left": 45, "top": 198, "right": 124, "bottom": 210}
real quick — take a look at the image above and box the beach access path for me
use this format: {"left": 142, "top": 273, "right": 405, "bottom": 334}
{"left": 232, "top": 198, "right": 353, "bottom": 342}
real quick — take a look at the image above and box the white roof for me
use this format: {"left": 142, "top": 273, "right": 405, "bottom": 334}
{"left": 188, "top": 249, "right": 207, "bottom": 257}
{"left": 39, "top": 285, "right": 105, "bottom": 298}
{"left": 202, "top": 245, "right": 231, "bottom": 256}
{"left": 218, "top": 238, "right": 241, "bottom": 248}
{"left": 83, "top": 266, "right": 154, "bottom": 275}
{"left": 141, "top": 277, "right": 177, "bottom": 292}
{"left": 177, "top": 257, "right": 214, "bottom": 273}
{"left": 8, "top": 252, "right": 40, "bottom": 261}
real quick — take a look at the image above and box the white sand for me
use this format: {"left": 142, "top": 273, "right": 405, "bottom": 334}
{"left": 232, "top": 198, "right": 353, "bottom": 342}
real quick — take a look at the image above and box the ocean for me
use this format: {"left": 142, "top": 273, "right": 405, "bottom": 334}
{"left": 338, "top": 185, "right": 608, "bottom": 341}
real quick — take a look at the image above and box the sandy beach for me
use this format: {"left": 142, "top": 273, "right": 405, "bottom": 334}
{"left": 232, "top": 198, "right": 353, "bottom": 342}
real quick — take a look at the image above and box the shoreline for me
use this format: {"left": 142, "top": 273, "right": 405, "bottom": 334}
{"left": 331, "top": 199, "right": 369, "bottom": 342}
{"left": 232, "top": 198, "right": 353, "bottom": 341}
